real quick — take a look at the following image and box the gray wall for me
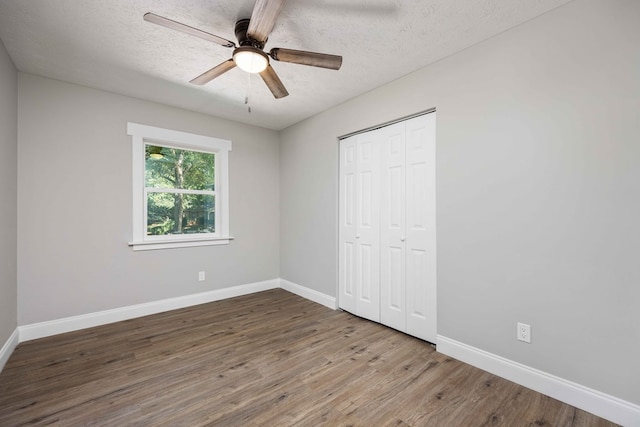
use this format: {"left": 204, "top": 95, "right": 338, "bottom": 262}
{"left": 279, "top": 0, "right": 639, "bottom": 405}
{"left": 17, "top": 74, "right": 280, "bottom": 325}
{"left": 0, "top": 41, "right": 17, "bottom": 346}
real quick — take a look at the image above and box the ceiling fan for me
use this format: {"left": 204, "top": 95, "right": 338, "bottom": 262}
{"left": 143, "top": 0, "right": 343, "bottom": 99}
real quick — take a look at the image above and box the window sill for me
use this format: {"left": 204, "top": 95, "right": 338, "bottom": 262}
{"left": 129, "top": 236, "right": 233, "bottom": 251}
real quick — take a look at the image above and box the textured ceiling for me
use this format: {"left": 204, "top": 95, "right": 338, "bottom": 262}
{"left": 0, "top": 0, "right": 572, "bottom": 130}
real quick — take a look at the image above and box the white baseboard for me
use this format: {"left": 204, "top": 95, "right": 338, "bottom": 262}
{"left": 279, "top": 279, "right": 337, "bottom": 310}
{"left": 437, "top": 335, "right": 640, "bottom": 427}
{"left": 17, "top": 279, "right": 335, "bottom": 343}
{"left": 18, "top": 279, "right": 280, "bottom": 342}
{"left": 0, "top": 328, "right": 19, "bottom": 373}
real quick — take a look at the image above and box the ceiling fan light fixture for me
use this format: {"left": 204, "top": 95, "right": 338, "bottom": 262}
{"left": 233, "top": 47, "right": 269, "bottom": 73}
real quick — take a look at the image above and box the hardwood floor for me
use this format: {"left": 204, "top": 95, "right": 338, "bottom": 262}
{"left": 0, "top": 289, "right": 617, "bottom": 426}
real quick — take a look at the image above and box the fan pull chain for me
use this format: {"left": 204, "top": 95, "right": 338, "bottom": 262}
{"left": 245, "top": 72, "right": 252, "bottom": 114}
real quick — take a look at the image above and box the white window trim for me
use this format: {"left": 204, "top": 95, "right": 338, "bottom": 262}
{"left": 127, "top": 122, "right": 232, "bottom": 251}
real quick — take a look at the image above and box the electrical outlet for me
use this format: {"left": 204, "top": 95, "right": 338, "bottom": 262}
{"left": 517, "top": 322, "right": 531, "bottom": 343}
{"left": 198, "top": 271, "right": 205, "bottom": 281}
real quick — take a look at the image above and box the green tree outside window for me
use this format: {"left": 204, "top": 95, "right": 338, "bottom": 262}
{"left": 145, "top": 145, "right": 216, "bottom": 236}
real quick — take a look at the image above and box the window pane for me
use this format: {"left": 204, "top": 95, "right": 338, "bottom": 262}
{"left": 147, "top": 192, "right": 215, "bottom": 235}
{"left": 145, "top": 145, "right": 215, "bottom": 191}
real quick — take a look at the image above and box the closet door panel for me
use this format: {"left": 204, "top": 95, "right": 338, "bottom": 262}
{"left": 405, "top": 114, "right": 437, "bottom": 342}
{"left": 380, "top": 122, "right": 406, "bottom": 331}
{"left": 338, "top": 137, "right": 358, "bottom": 313}
{"left": 355, "top": 132, "right": 380, "bottom": 322}
{"left": 381, "top": 244, "right": 404, "bottom": 329}
{"left": 406, "top": 248, "right": 429, "bottom": 335}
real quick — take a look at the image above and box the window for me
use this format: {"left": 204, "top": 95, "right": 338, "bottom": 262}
{"left": 128, "top": 123, "right": 232, "bottom": 250}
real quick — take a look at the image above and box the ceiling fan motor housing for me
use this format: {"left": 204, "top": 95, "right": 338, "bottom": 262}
{"left": 235, "top": 18, "right": 264, "bottom": 49}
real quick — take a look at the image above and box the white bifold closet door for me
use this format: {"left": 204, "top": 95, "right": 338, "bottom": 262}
{"left": 339, "top": 113, "right": 436, "bottom": 343}
{"left": 338, "top": 129, "right": 381, "bottom": 322}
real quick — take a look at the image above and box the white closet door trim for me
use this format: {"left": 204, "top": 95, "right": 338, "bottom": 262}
{"left": 338, "top": 108, "right": 436, "bottom": 141}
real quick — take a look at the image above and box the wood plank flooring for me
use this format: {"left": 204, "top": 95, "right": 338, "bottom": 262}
{"left": 0, "top": 289, "right": 617, "bottom": 426}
